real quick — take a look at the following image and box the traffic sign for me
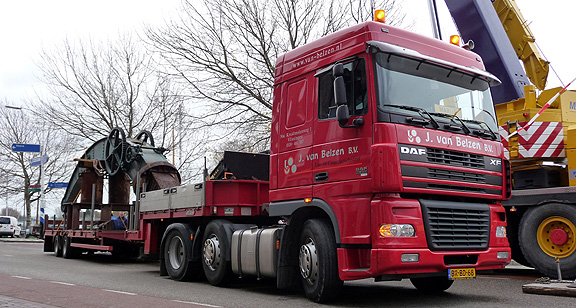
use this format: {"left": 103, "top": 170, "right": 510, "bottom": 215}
{"left": 30, "top": 154, "right": 49, "bottom": 167}
{"left": 48, "top": 182, "right": 68, "bottom": 188}
{"left": 29, "top": 184, "right": 41, "bottom": 192}
{"left": 12, "top": 143, "right": 41, "bottom": 153}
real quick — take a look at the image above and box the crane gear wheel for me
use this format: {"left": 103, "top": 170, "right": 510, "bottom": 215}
{"left": 135, "top": 130, "right": 155, "bottom": 147}
{"left": 105, "top": 127, "right": 127, "bottom": 176}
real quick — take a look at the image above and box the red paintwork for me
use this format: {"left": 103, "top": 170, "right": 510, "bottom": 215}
{"left": 271, "top": 20, "right": 510, "bottom": 281}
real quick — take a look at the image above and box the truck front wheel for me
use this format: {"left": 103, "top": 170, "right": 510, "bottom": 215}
{"left": 202, "top": 220, "right": 232, "bottom": 286}
{"left": 299, "top": 219, "right": 342, "bottom": 303}
{"left": 410, "top": 276, "right": 454, "bottom": 293}
{"left": 519, "top": 203, "right": 576, "bottom": 279}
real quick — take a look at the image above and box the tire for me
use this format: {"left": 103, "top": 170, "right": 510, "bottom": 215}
{"left": 299, "top": 219, "right": 342, "bottom": 303}
{"left": 202, "top": 220, "right": 232, "bottom": 286}
{"left": 519, "top": 204, "right": 576, "bottom": 279}
{"left": 507, "top": 220, "right": 531, "bottom": 267}
{"left": 62, "top": 235, "right": 76, "bottom": 259}
{"left": 54, "top": 235, "right": 63, "bottom": 257}
{"left": 164, "top": 229, "right": 202, "bottom": 281}
{"left": 410, "top": 276, "right": 454, "bottom": 293}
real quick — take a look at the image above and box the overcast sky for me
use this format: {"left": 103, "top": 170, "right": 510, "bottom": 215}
{"left": 0, "top": 0, "right": 181, "bottom": 103}
{"left": 0, "top": 0, "right": 573, "bottom": 105}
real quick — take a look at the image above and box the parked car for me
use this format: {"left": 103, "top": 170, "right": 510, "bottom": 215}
{"left": 0, "top": 216, "right": 21, "bottom": 237}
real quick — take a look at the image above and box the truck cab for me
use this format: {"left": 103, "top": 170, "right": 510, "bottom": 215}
{"left": 270, "top": 20, "right": 511, "bottom": 297}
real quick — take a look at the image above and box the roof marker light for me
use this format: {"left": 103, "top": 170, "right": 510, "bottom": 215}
{"left": 374, "top": 10, "right": 385, "bottom": 23}
{"left": 450, "top": 35, "right": 460, "bottom": 46}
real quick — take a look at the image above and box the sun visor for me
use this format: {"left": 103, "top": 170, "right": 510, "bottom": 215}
{"left": 366, "top": 41, "right": 501, "bottom": 87}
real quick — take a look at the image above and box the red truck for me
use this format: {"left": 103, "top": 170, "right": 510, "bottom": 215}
{"left": 44, "top": 15, "right": 511, "bottom": 302}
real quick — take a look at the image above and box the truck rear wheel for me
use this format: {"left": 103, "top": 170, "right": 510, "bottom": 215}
{"left": 519, "top": 203, "right": 576, "bottom": 279}
{"left": 164, "top": 229, "right": 202, "bottom": 281}
{"left": 202, "top": 220, "right": 232, "bottom": 286}
{"left": 299, "top": 219, "right": 342, "bottom": 303}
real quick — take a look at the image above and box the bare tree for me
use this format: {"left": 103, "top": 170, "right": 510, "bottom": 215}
{"left": 0, "top": 101, "right": 77, "bottom": 228}
{"left": 0, "top": 207, "right": 22, "bottom": 219}
{"left": 36, "top": 35, "right": 186, "bottom": 143}
{"left": 146, "top": 0, "right": 411, "bottom": 153}
{"left": 34, "top": 34, "right": 210, "bottom": 180}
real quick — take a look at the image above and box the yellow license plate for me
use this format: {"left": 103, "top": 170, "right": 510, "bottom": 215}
{"left": 449, "top": 268, "right": 476, "bottom": 280}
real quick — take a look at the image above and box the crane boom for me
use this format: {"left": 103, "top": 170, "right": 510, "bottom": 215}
{"left": 491, "top": 0, "right": 549, "bottom": 91}
{"left": 444, "top": 0, "right": 530, "bottom": 104}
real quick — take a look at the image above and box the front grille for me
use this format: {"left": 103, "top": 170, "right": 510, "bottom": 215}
{"left": 427, "top": 148, "right": 484, "bottom": 168}
{"left": 428, "top": 168, "right": 486, "bottom": 183}
{"left": 398, "top": 144, "right": 503, "bottom": 196}
{"left": 421, "top": 200, "right": 490, "bottom": 251}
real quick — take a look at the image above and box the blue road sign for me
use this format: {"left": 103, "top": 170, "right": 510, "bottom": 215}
{"left": 48, "top": 182, "right": 68, "bottom": 188}
{"left": 30, "top": 154, "right": 49, "bottom": 167}
{"left": 11, "top": 143, "right": 40, "bottom": 153}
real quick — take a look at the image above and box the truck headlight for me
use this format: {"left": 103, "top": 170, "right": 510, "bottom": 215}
{"left": 495, "top": 226, "right": 506, "bottom": 238}
{"left": 379, "top": 224, "right": 415, "bottom": 237}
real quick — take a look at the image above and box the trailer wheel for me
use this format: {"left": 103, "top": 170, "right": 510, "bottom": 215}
{"left": 519, "top": 203, "right": 576, "bottom": 279}
{"left": 54, "top": 235, "right": 63, "bottom": 257}
{"left": 202, "top": 220, "right": 232, "bottom": 286}
{"left": 299, "top": 219, "right": 342, "bottom": 303}
{"left": 410, "top": 276, "right": 454, "bottom": 293}
{"left": 164, "top": 229, "right": 202, "bottom": 281}
{"left": 62, "top": 235, "right": 77, "bottom": 259}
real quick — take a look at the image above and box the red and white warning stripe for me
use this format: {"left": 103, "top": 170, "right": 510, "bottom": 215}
{"left": 500, "top": 122, "right": 565, "bottom": 159}
{"left": 505, "top": 77, "right": 576, "bottom": 141}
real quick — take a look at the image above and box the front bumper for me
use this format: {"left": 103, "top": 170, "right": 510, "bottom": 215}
{"left": 337, "top": 246, "right": 511, "bottom": 281}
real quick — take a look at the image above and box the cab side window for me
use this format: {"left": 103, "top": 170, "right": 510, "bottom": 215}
{"left": 318, "top": 58, "right": 368, "bottom": 119}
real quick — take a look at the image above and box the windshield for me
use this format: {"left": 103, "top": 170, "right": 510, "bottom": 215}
{"left": 374, "top": 52, "right": 499, "bottom": 135}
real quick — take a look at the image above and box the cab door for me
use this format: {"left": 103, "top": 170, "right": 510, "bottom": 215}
{"left": 312, "top": 56, "right": 374, "bottom": 245}
{"left": 312, "top": 57, "right": 373, "bottom": 186}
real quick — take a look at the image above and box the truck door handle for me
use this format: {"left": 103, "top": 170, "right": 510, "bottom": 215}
{"left": 314, "top": 172, "right": 329, "bottom": 182}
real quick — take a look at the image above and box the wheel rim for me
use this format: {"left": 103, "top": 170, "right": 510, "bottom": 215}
{"left": 537, "top": 216, "right": 576, "bottom": 258}
{"left": 168, "top": 235, "right": 185, "bottom": 270}
{"left": 203, "top": 234, "right": 221, "bottom": 271}
{"left": 299, "top": 238, "right": 318, "bottom": 285}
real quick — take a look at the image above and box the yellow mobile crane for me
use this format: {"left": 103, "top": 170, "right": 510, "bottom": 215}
{"left": 445, "top": 0, "right": 576, "bottom": 279}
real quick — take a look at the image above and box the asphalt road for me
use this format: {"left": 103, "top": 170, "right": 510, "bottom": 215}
{"left": 0, "top": 240, "right": 574, "bottom": 307}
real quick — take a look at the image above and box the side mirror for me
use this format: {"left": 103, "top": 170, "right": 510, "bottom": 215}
{"left": 333, "top": 76, "right": 347, "bottom": 107}
{"left": 333, "top": 63, "right": 349, "bottom": 126}
{"left": 336, "top": 105, "right": 350, "bottom": 126}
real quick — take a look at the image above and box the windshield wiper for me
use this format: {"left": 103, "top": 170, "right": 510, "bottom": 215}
{"left": 385, "top": 104, "right": 440, "bottom": 128}
{"left": 429, "top": 112, "right": 472, "bottom": 135}
{"left": 462, "top": 119, "right": 498, "bottom": 140}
